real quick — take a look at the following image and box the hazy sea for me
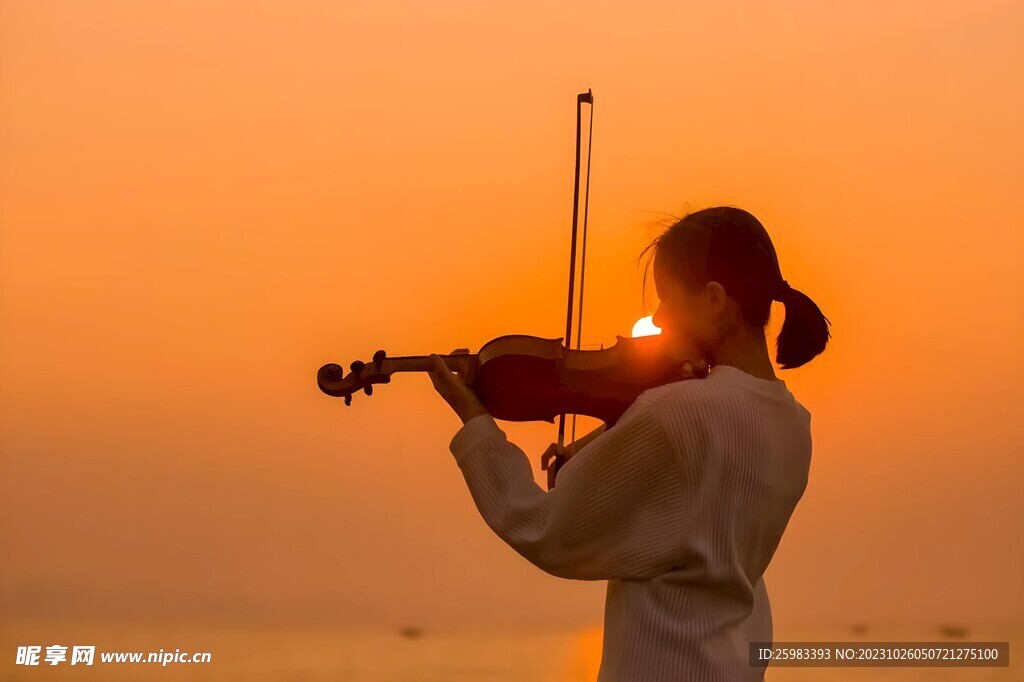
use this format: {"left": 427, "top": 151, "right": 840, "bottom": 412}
{"left": 2, "top": 621, "right": 1020, "bottom": 680}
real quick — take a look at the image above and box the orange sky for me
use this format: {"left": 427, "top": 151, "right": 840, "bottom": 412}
{"left": 1, "top": 0, "right": 1022, "bottom": 634}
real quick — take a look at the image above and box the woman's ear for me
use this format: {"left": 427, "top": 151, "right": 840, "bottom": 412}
{"left": 704, "top": 280, "right": 740, "bottom": 331}
{"left": 705, "top": 280, "right": 728, "bottom": 311}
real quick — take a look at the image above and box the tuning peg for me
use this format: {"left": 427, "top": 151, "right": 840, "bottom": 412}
{"left": 372, "top": 349, "right": 386, "bottom": 371}
{"left": 344, "top": 394, "right": 352, "bottom": 406}
{"left": 350, "top": 359, "right": 365, "bottom": 374}
{"left": 363, "top": 385, "right": 373, "bottom": 396}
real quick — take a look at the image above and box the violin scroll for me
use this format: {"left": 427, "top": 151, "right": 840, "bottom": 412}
{"left": 318, "top": 349, "right": 392, "bottom": 406}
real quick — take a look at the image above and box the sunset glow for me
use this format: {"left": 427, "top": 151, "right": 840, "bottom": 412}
{"left": 631, "top": 316, "right": 662, "bottom": 337}
{"left": 1, "top": 0, "right": 1021, "bottom": 662}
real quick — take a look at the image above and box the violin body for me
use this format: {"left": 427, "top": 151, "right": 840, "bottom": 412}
{"left": 317, "top": 332, "right": 709, "bottom": 428}
{"left": 471, "top": 333, "right": 707, "bottom": 426}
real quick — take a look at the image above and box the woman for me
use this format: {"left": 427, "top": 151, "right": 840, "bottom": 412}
{"left": 427, "top": 206, "right": 831, "bottom": 681}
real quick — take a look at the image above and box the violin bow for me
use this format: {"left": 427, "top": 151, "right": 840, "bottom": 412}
{"left": 545, "top": 88, "right": 595, "bottom": 490}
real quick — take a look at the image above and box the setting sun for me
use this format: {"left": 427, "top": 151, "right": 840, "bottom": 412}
{"left": 631, "top": 316, "right": 662, "bottom": 337}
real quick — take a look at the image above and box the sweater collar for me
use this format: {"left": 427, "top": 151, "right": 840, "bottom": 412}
{"left": 709, "top": 364, "right": 789, "bottom": 392}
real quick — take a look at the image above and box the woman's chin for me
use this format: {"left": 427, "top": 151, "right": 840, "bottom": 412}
{"left": 659, "top": 332, "right": 703, "bottom": 362}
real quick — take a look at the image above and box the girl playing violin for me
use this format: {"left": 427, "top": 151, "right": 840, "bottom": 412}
{"left": 428, "top": 205, "right": 830, "bottom": 682}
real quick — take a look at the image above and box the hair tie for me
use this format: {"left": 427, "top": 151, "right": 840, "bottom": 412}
{"left": 774, "top": 279, "right": 792, "bottom": 301}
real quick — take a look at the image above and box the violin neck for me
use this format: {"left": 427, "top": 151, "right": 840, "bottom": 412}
{"left": 381, "top": 352, "right": 477, "bottom": 376}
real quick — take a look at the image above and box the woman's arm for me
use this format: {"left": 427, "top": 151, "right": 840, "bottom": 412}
{"left": 448, "top": 396, "right": 694, "bottom": 581}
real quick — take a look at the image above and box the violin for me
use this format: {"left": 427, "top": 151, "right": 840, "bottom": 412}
{"left": 316, "top": 332, "right": 709, "bottom": 483}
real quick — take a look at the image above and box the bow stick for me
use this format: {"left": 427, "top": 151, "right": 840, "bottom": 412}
{"left": 541, "top": 89, "right": 594, "bottom": 490}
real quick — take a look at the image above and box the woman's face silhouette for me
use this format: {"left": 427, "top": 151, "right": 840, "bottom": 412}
{"left": 651, "top": 253, "right": 732, "bottom": 357}
{"left": 651, "top": 256, "right": 682, "bottom": 334}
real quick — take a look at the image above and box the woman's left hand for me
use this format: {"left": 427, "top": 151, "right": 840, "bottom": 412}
{"left": 427, "top": 349, "right": 490, "bottom": 425}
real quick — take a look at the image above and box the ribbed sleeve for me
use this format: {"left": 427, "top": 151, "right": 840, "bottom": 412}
{"left": 449, "top": 395, "right": 692, "bottom": 580}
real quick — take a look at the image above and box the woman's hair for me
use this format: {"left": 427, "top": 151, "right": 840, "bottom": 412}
{"left": 638, "top": 206, "right": 831, "bottom": 369}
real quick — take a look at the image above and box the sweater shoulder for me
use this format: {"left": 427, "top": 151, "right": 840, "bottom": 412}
{"left": 635, "top": 378, "right": 720, "bottom": 445}
{"left": 639, "top": 375, "right": 721, "bottom": 413}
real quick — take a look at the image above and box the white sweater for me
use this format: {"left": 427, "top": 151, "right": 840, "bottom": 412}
{"left": 448, "top": 363, "right": 812, "bottom": 681}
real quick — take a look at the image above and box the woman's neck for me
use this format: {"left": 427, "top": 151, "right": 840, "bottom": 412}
{"left": 709, "top": 327, "right": 779, "bottom": 382}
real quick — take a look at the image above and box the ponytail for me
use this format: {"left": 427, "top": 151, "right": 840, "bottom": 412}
{"left": 775, "top": 285, "right": 831, "bottom": 369}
